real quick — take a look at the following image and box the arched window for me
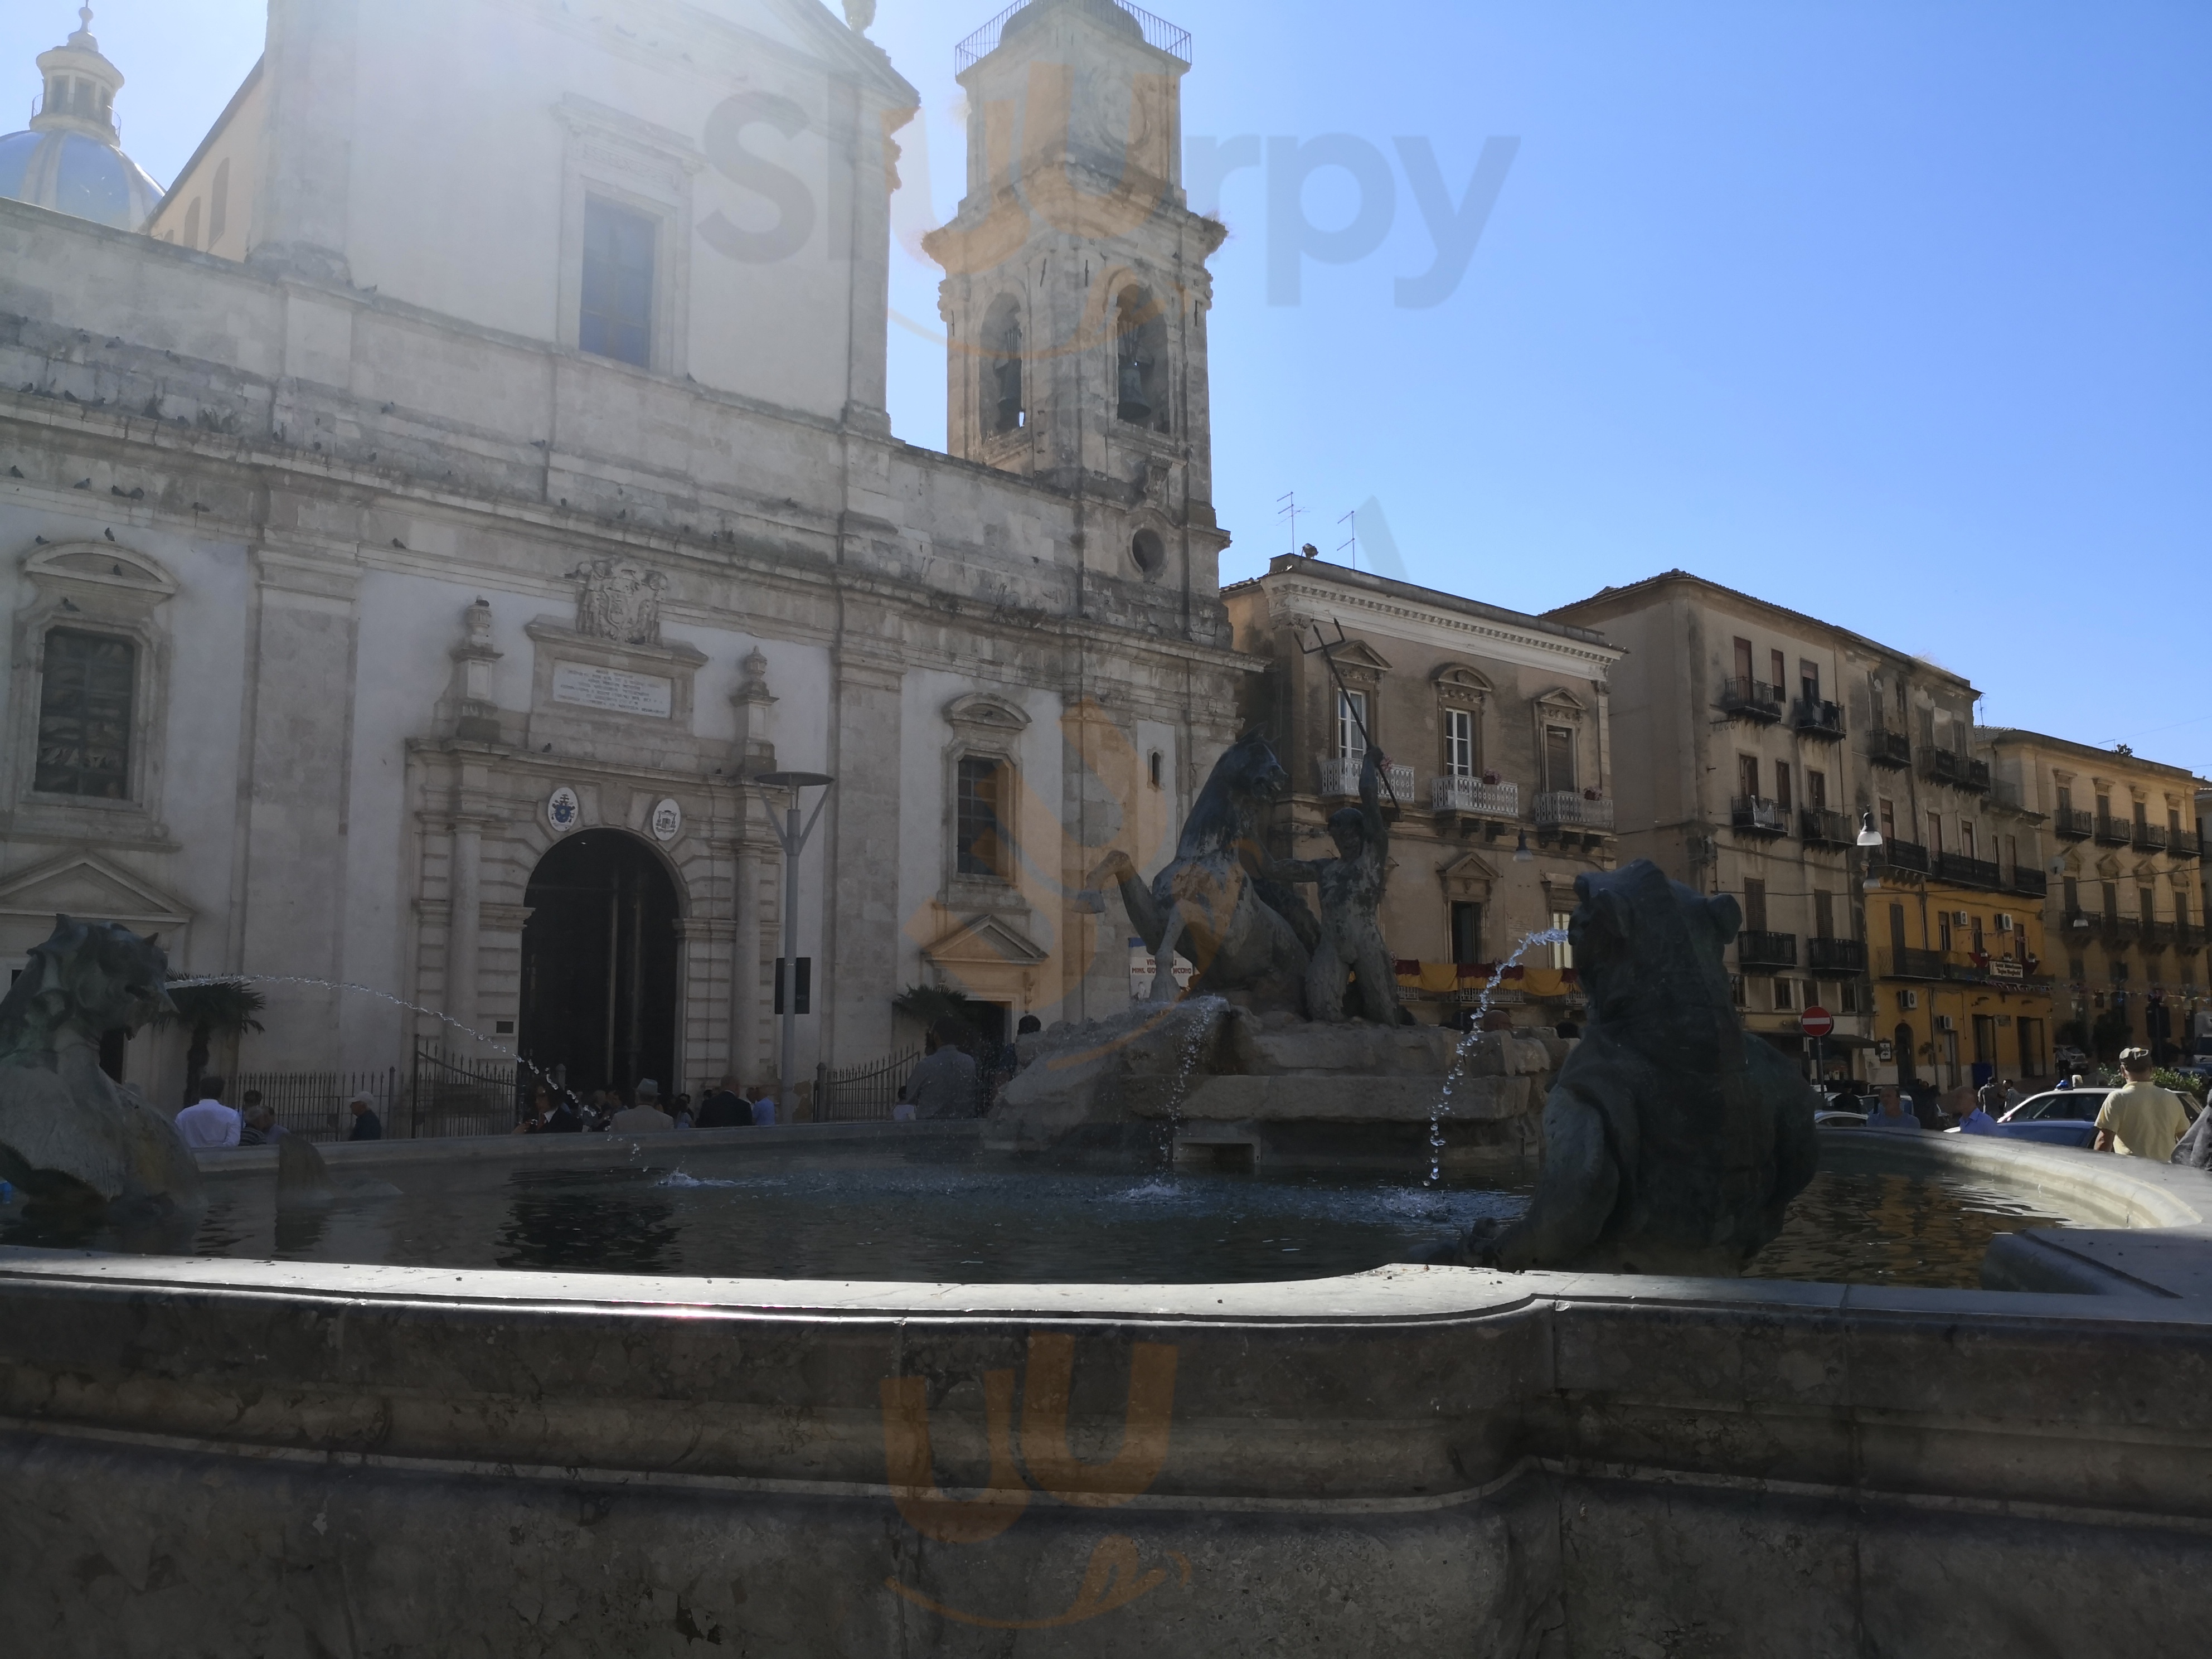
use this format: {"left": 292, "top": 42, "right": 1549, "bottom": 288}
{"left": 983, "top": 294, "right": 1023, "bottom": 435}
{"left": 1114, "top": 286, "right": 1168, "bottom": 432}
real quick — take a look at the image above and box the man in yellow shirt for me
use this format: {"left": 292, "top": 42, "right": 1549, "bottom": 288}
{"left": 2094, "top": 1049, "right": 2193, "bottom": 1160}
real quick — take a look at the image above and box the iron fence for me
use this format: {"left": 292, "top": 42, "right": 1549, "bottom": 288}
{"left": 818, "top": 1046, "right": 921, "bottom": 1122}
{"left": 409, "top": 1039, "right": 524, "bottom": 1138}
{"left": 230, "top": 1068, "right": 401, "bottom": 1144}
{"left": 955, "top": 0, "right": 1192, "bottom": 72}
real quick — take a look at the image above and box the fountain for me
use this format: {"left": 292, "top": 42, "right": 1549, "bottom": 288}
{"left": 5, "top": 749, "right": 2212, "bottom": 1652}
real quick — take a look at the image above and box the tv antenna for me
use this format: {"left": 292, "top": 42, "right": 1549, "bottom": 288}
{"left": 1337, "top": 508, "right": 1359, "bottom": 570}
{"left": 1277, "top": 491, "right": 1305, "bottom": 556}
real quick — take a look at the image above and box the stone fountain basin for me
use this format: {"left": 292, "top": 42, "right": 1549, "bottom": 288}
{"left": 3, "top": 1126, "right": 2211, "bottom": 1655}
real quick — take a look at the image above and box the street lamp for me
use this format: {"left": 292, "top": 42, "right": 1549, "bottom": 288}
{"left": 753, "top": 770, "right": 833, "bottom": 1115}
{"left": 1513, "top": 827, "right": 1534, "bottom": 864}
{"left": 1856, "top": 810, "right": 1884, "bottom": 891}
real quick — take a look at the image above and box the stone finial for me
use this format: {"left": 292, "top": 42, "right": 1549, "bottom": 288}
{"left": 732, "top": 647, "right": 777, "bottom": 771}
{"left": 462, "top": 596, "right": 494, "bottom": 649}
{"left": 843, "top": 0, "right": 876, "bottom": 32}
{"left": 448, "top": 598, "right": 502, "bottom": 740}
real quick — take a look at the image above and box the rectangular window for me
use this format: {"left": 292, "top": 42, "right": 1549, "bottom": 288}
{"left": 1814, "top": 890, "right": 1835, "bottom": 940}
{"left": 34, "top": 629, "right": 135, "bottom": 798}
{"left": 1938, "top": 913, "right": 1953, "bottom": 952}
{"left": 1443, "top": 707, "right": 1475, "bottom": 777}
{"left": 1927, "top": 812, "right": 1944, "bottom": 856}
{"left": 1889, "top": 903, "right": 1908, "bottom": 954}
{"left": 1879, "top": 797, "right": 1895, "bottom": 841}
{"left": 1772, "top": 977, "right": 1796, "bottom": 1011}
{"left": 1743, "top": 878, "right": 1768, "bottom": 934}
{"left": 2141, "top": 886, "right": 2156, "bottom": 923}
{"left": 1773, "top": 761, "right": 1792, "bottom": 813}
{"left": 1336, "top": 690, "right": 1368, "bottom": 760}
{"left": 1971, "top": 915, "right": 1985, "bottom": 955}
{"left": 1450, "top": 901, "right": 1482, "bottom": 966}
{"left": 1962, "top": 821, "right": 1977, "bottom": 860}
{"left": 955, "top": 755, "right": 1011, "bottom": 879}
{"left": 1739, "top": 754, "right": 1762, "bottom": 801}
{"left": 1544, "top": 726, "right": 1575, "bottom": 793}
{"left": 1733, "top": 637, "right": 1754, "bottom": 685}
{"left": 2063, "top": 876, "right": 2079, "bottom": 914}
{"left": 2056, "top": 785, "right": 2073, "bottom": 816}
{"left": 1807, "top": 769, "right": 1827, "bottom": 810}
{"left": 580, "top": 198, "right": 656, "bottom": 369}
{"left": 1550, "top": 909, "right": 1574, "bottom": 971}
{"left": 2101, "top": 880, "right": 2117, "bottom": 919}
{"left": 1800, "top": 658, "right": 1820, "bottom": 702}
{"left": 2133, "top": 799, "right": 2149, "bottom": 830}
{"left": 1769, "top": 649, "right": 1787, "bottom": 691}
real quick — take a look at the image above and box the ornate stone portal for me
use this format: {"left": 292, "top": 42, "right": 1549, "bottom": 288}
{"left": 0, "top": 916, "right": 198, "bottom": 1209}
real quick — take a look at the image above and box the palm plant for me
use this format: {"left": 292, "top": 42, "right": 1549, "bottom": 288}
{"left": 156, "top": 981, "right": 266, "bottom": 1103}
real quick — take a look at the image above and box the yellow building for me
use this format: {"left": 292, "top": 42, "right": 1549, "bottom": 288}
{"left": 1864, "top": 875, "right": 2053, "bottom": 1092}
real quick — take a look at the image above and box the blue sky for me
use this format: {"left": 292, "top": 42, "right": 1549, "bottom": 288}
{"left": 18, "top": 1, "right": 2210, "bottom": 775}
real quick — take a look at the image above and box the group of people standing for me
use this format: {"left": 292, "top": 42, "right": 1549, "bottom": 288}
{"left": 172, "top": 1076, "right": 384, "bottom": 1147}
{"left": 513, "top": 1074, "right": 781, "bottom": 1135}
{"left": 1848, "top": 1047, "right": 2201, "bottom": 1163}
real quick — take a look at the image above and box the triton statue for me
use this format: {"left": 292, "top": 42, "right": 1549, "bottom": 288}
{"left": 1264, "top": 744, "right": 1404, "bottom": 1024}
{"left": 0, "top": 916, "right": 200, "bottom": 1210}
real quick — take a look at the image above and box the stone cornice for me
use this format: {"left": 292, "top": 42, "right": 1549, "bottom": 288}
{"left": 1260, "top": 573, "right": 1622, "bottom": 677}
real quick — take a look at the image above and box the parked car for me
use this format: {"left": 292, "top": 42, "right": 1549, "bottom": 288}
{"left": 1813, "top": 1109, "right": 1867, "bottom": 1127}
{"left": 1978, "top": 1088, "right": 2113, "bottom": 1149}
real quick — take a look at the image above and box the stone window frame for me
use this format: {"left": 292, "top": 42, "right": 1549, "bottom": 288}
{"left": 980, "top": 289, "right": 1028, "bottom": 439}
{"left": 553, "top": 96, "right": 701, "bottom": 380}
{"left": 1531, "top": 687, "right": 1589, "bottom": 797}
{"left": 1314, "top": 639, "right": 1388, "bottom": 767}
{"left": 1432, "top": 663, "right": 1491, "bottom": 779}
{"left": 6, "top": 542, "right": 177, "bottom": 836}
{"left": 942, "top": 691, "right": 1033, "bottom": 914}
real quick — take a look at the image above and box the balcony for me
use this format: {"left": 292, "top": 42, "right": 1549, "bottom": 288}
{"left": 1885, "top": 947, "right": 1949, "bottom": 981}
{"left": 2133, "top": 822, "right": 2169, "bottom": 853}
{"left": 2177, "top": 924, "right": 2208, "bottom": 955}
{"left": 2009, "top": 866, "right": 2049, "bottom": 899}
{"left": 2103, "top": 914, "right": 2141, "bottom": 944}
{"left": 1934, "top": 851, "right": 2003, "bottom": 891}
{"left": 1738, "top": 930, "right": 1798, "bottom": 969}
{"left": 1921, "top": 749, "right": 1992, "bottom": 793}
{"left": 1731, "top": 796, "right": 1791, "bottom": 836}
{"left": 2176, "top": 829, "right": 2202, "bottom": 858}
{"left": 1875, "top": 838, "right": 1929, "bottom": 875}
{"left": 1535, "top": 792, "right": 1615, "bottom": 831}
{"left": 1719, "top": 678, "right": 1784, "bottom": 722}
{"left": 2053, "top": 807, "right": 2094, "bottom": 840}
{"left": 1430, "top": 775, "right": 1520, "bottom": 819}
{"left": 2141, "top": 921, "right": 2171, "bottom": 953}
{"left": 1317, "top": 756, "right": 1415, "bottom": 801}
{"left": 1792, "top": 698, "right": 1845, "bottom": 740}
{"left": 2061, "top": 909, "right": 2097, "bottom": 935}
{"left": 1797, "top": 808, "right": 1853, "bottom": 847}
{"left": 1806, "top": 937, "right": 1868, "bottom": 973}
{"left": 1866, "top": 727, "right": 1912, "bottom": 769}
{"left": 2093, "top": 814, "right": 2131, "bottom": 846}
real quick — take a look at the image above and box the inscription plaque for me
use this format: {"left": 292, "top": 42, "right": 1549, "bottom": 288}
{"left": 551, "top": 662, "right": 673, "bottom": 718}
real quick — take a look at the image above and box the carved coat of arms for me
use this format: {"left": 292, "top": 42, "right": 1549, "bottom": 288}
{"left": 566, "top": 558, "right": 667, "bottom": 646}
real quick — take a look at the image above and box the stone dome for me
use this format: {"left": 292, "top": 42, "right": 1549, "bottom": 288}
{"left": 0, "top": 7, "right": 163, "bottom": 232}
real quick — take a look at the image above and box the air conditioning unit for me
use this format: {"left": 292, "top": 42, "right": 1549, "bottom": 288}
{"left": 1997, "top": 914, "right": 2016, "bottom": 932}
{"left": 1952, "top": 910, "right": 1971, "bottom": 928}
{"left": 1900, "top": 990, "right": 1919, "bottom": 1011}
{"left": 1936, "top": 1013, "right": 1956, "bottom": 1032}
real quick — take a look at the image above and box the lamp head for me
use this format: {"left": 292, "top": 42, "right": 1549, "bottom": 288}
{"left": 1855, "top": 811, "right": 1885, "bottom": 849}
{"left": 1514, "top": 828, "right": 1534, "bottom": 864}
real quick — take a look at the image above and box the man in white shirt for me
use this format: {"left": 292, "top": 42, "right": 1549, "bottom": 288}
{"left": 749, "top": 1088, "right": 779, "bottom": 1127}
{"left": 174, "top": 1076, "right": 242, "bottom": 1149}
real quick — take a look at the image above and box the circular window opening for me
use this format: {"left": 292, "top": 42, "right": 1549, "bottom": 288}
{"left": 1130, "top": 527, "right": 1166, "bottom": 577}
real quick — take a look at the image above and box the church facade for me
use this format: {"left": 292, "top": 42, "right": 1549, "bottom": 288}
{"left": 0, "top": 0, "right": 1244, "bottom": 1103}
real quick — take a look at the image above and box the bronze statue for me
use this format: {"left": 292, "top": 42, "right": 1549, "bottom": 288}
{"left": 1265, "top": 745, "right": 1401, "bottom": 1024}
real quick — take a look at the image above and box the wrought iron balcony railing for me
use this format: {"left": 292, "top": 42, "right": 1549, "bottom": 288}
{"left": 1799, "top": 808, "right": 1854, "bottom": 846}
{"left": 2053, "top": 808, "right": 2094, "bottom": 840}
{"left": 1718, "top": 678, "right": 1784, "bottom": 721}
{"left": 1430, "top": 775, "right": 1520, "bottom": 819}
{"left": 1934, "top": 851, "right": 2003, "bottom": 890}
{"left": 956, "top": 0, "right": 1192, "bottom": 72}
{"left": 1535, "top": 792, "right": 1614, "bottom": 830}
{"left": 1866, "top": 727, "right": 1912, "bottom": 768}
{"left": 2009, "top": 866, "right": 2049, "bottom": 899}
{"left": 1806, "top": 937, "right": 1868, "bottom": 973}
{"left": 1875, "top": 838, "right": 1929, "bottom": 875}
{"left": 2134, "top": 822, "right": 2169, "bottom": 853}
{"left": 1792, "top": 698, "right": 1845, "bottom": 739}
{"left": 2175, "top": 829, "right": 2202, "bottom": 858}
{"left": 2093, "top": 814, "right": 2131, "bottom": 846}
{"left": 1885, "top": 948, "right": 1949, "bottom": 980}
{"left": 1738, "top": 930, "right": 1797, "bottom": 969}
{"left": 1921, "top": 749, "right": 1992, "bottom": 792}
{"left": 2140, "top": 921, "right": 2172, "bottom": 953}
{"left": 2176, "top": 923, "right": 2208, "bottom": 955}
{"left": 1731, "top": 796, "right": 1790, "bottom": 835}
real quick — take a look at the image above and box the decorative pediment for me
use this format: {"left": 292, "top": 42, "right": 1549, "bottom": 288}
{"left": 2094, "top": 854, "right": 2122, "bottom": 880}
{"left": 920, "top": 913, "right": 1051, "bottom": 970}
{"left": 1433, "top": 663, "right": 1491, "bottom": 702}
{"left": 944, "top": 691, "right": 1032, "bottom": 738}
{"left": 1438, "top": 850, "right": 1497, "bottom": 898}
{"left": 1318, "top": 638, "right": 1391, "bottom": 681}
{"left": 0, "top": 852, "right": 194, "bottom": 950}
{"left": 1534, "top": 687, "right": 1588, "bottom": 720}
{"left": 22, "top": 541, "right": 176, "bottom": 623}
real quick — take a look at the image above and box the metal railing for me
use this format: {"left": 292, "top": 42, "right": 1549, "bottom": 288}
{"left": 1806, "top": 938, "right": 1868, "bottom": 973}
{"left": 1738, "top": 930, "right": 1797, "bottom": 969}
{"left": 1866, "top": 727, "right": 1912, "bottom": 768}
{"left": 818, "top": 1045, "right": 921, "bottom": 1122}
{"left": 2140, "top": 921, "right": 2172, "bottom": 953}
{"left": 409, "top": 1040, "right": 523, "bottom": 1138}
{"left": 1718, "top": 678, "right": 1783, "bottom": 721}
{"left": 2053, "top": 807, "right": 2094, "bottom": 840}
{"left": 2093, "top": 814, "right": 2131, "bottom": 846}
{"left": 955, "top": 0, "right": 1192, "bottom": 71}
{"left": 2133, "top": 822, "right": 2169, "bottom": 852}
{"left": 2175, "top": 828, "right": 2202, "bottom": 857}
{"left": 2176, "top": 923, "right": 2208, "bottom": 955}
{"left": 231, "top": 1068, "right": 401, "bottom": 1144}
{"left": 1877, "top": 838, "right": 1929, "bottom": 875}
{"left": 1316, "top": 756, "right": 1415, "bottom": 799}
{"left": 1933, "top": 851, "right": 2002, "bottom": 890}
{"left": 1730, "top": 796, "right": 1790, "bottom": 835}
{"left": 1430, "top": 775, "right": 1520, "bottom": 818}
{"left": 1921, "top": 749, "right": 1991, "bottom": 792}
{"left": 1885, "top": 948, "right": 1949, "bottom": 980}
{"left": 1800, "top": 808, "right": 1854, "bottom": 846}
{"left": 1791, "top": 698, "right": 1844, "bottom": 738}
{"left": 1535, "top": 792, "right": 1614, "bottom": 830}
{"left": 2010, "top": 866, "right": 2049, "bottom": 898}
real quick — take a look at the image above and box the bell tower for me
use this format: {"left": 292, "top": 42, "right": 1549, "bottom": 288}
{"left": 930, "top": 0, "right": 1228, "bottom": 561}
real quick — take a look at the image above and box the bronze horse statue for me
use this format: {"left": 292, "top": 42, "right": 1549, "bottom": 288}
{"left": 1094, "top": 732, "right": 1317, "bottom": 1014}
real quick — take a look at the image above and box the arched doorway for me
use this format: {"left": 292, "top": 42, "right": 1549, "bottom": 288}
{"left": 520, "top": 830, "right": 679, "bottom": 1099}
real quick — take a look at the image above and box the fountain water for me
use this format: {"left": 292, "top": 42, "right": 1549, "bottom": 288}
{"left": 1426, "top": 928, "right": 1569, "bottom": 1185}
{"left": 1156, "top": 993, "right": 1229, "bottom": 1170}
{"left": 166, "top": 974, "right": 518, "bottom": 1060}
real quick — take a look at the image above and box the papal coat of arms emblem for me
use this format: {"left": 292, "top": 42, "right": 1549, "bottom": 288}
{"left": 566, "top": 557, "right": 667, "bottom": 646}
{"left": 546, "top": 786, "right": 581, "bottom": 832}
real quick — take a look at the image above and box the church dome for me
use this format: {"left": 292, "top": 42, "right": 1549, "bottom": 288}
{"left": 0, "top": 8, "right": 163, "bottom": 232}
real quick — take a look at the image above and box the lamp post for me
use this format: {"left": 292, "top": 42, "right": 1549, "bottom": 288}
{"left": 753, "top": 770, "right": 833, "bottom": 1115}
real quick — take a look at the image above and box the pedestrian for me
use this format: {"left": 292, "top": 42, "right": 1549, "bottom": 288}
{"left": 174, "top": 1075, "right": 241, "bottom": 1148}
{"left": 515, "top": 1083, "right": 556, "bottom": 1134}
{"left": 1976, "top": 1076, "right": 2006, "bottom": 1117}
{"left": 1865, "top": 1085, "right": 1922, "bottom": 1133}
{"left": 1954, "top": 1095, "right": 1999, "bottom": 1136}
{"left": 696, "top": 1074, "right": 750, "bottom": 1128}
{"left": 749, "top": 1085, "right": 779, "bottom": 1127}
{"left": 2003, "top": 1080, "right": 2025, "bottom": 1113}
{"left": 2094, "top": 1048, "right": 2192, "bottom": 1161}
{"left": 346, "top": 1092, "right": 384, "bottom": 1141}
{"left": 610, "top": 1080, "right": 675, "bottom": 1133}
{"left": 898, "top": 1020, "right": 982, "bottom": 1120}
{"left": 673, "top": 1093, "right": 693, "bottom": 1129}
{"left": 239, "top": 1104, "right": 286, "bottom": 1145}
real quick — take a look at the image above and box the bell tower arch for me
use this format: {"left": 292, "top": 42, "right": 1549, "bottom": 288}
{"left": 932, "top": 0, "right": 1226, "bottom": 543}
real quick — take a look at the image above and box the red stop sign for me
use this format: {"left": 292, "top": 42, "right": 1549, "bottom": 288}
{"left": 1800, "top": 1007, "right": 1835, "bottom": 1038}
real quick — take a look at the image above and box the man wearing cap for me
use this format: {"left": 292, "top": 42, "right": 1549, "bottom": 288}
{"left": 346, "top": 1093, "right": 384, "bottom": 1141}
{"left": 2094, "top": 1049, "right": 2191, "bottom": 1160}
{"left": 610, "top": 1080, "right": 675, "bottom": 1133}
